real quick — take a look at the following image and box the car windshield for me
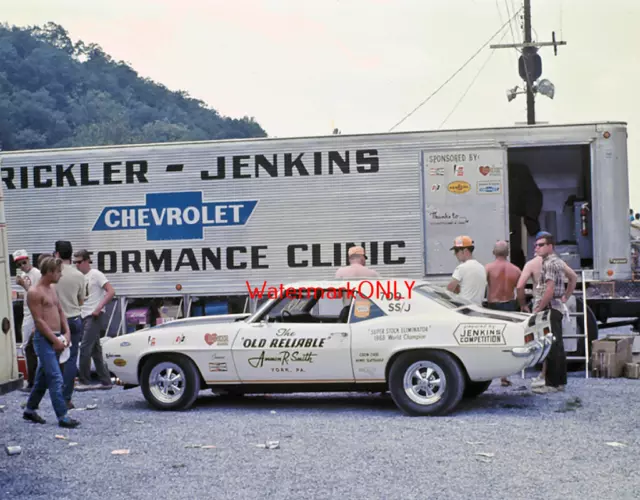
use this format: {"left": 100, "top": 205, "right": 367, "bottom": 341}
{"left": 413, "top": 284, "right": 475, "bottom": 309}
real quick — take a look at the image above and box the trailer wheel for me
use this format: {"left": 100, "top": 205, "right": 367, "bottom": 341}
{"left": 141, "top": 354, "right": 201, "bottom": 411}
{"left": 388, "top": 350, "right": 465, "bottom": 416}
{"left": 463, "top": 380, "right": 492, "bottom": 399}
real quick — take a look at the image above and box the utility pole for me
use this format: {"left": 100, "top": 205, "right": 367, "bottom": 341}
{"left": 491, "top": 0, "right": 566, "bottom": 125}
{"left": 523, "top": 0, "right": 535, "bottom": 124}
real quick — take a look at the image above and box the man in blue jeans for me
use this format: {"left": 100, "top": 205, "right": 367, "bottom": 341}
{"left": 54, "top": 240, "right": 86, "bottom": 409}
{"left": 22, "top": 257, "right": 81, "bottom": 428}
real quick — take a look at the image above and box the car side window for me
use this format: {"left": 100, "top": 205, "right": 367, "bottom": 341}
{"left": 349, "top": 294, "right": 387, "bottom": 324}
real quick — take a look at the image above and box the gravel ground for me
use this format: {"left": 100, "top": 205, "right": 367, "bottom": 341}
{"left": 1, "top": 369, "right": 639, "bottom": 500}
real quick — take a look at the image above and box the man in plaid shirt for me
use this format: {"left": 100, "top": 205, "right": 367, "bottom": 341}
{"left": 532, "top": 232, "right": 576, "bottom": 393}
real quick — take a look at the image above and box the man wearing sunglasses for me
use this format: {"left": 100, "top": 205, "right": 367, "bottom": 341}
{"left": 13, "top": 249, "right": 42, "bottom": 391}
{"left": 530, "top": 231, "right": 576, "bottom": 394}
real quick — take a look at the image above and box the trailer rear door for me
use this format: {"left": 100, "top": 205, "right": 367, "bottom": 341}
{"left": 420, "top": 144, "right": 509, "bottom": 275}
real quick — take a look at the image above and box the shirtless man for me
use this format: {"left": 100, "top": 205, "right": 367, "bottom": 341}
{"left": 485, "top": 241, "right": 521, "bottom": 311}
{"left": 485, "top": 241, "right": 521, "bottom": 386}
{"left": 516, "top": 232, "right": 577, "bottom": 387}
{"left": 22, "top": 257, "right": 81, "bottom": 428}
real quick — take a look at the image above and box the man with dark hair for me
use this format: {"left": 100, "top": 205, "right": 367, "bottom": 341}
{"left": 74, "top": 249, "right": 115, "bottom": 391}
{"left": 54, "top": 241, "right": 86, "bottom": 408}
{"left": 531, "top": 232, "right": 576, "bottom": 394}
{"left": 22, "top": 257, "right": 81, "bottom": 428}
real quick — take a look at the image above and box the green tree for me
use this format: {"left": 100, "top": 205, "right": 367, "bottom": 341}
{"left": 0, "top": 22, "right": 267, "bottom": 151}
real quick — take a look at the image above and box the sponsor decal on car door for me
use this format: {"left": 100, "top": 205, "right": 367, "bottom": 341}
{"left": 232, "top": 288, "right": 354, "bottom": 382}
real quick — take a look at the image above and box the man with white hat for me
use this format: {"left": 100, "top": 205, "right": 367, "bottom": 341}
{"left": 335, "top": 246, "right": 380, "bottom": 278}
{"left": 13, "top": 249, "right": 42, "bottom": 391}
{"left": 446, "top": 235, "right": 487, "bottom": 305}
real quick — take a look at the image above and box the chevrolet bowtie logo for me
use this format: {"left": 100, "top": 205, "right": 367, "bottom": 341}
{"left": 92, "top": 191, "right": 259, "bottom": 241}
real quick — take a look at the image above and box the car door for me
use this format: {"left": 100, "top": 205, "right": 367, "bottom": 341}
{"left": 347, "top": 292, "right": 391, "bottom": 382}
{"left": 232, "top": 288, "right": 355, "bottom": 383}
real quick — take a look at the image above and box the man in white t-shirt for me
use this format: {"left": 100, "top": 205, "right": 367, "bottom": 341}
{"left": 73, "top": 250, "right": 116, "bottom": 391}
{"left": 13, "top": 249, "right": 42, "bottom": 391}
{"left": 446, "top": 236, "right": 487, "bottom": 305}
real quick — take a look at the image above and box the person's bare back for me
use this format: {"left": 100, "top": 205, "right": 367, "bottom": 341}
{"left": 486, "top": 259, "right": 522, "bottom": 303}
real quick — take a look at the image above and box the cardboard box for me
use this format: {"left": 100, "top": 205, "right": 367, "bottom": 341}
{"left": 590, "top": 336, "right": 634, "bottom": 378}
{"left": 624, "top": 363, "right": 640, "bottom": 379}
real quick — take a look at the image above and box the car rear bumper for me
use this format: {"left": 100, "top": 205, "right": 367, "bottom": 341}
{"left": 511, "top": 333, "right": 554, "bottom": 367}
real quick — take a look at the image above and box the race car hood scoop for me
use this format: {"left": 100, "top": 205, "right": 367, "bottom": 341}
{"left": 457, "top": 306, "right": 530, "bottom": 323}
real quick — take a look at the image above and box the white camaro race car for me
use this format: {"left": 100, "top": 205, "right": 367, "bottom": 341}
{"left": 102, "top": 279, "right": 554, "bottom": 416}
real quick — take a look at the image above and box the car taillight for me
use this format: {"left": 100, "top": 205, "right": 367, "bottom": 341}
{"left": 525, "top": 333, "right": 534, "bottom": 343}
{"left": 543, "top": 327, "right": 550, "bottom": 335}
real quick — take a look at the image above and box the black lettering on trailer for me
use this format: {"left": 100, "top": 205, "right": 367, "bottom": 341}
{"left": 384, "top": 241, "right": 405, "bottom": 265}
{"left": 252, "top": 246, "right": 269, "bottom": 269}
{"left": 286, "top": 241, "right": 406, "bottom": 268}
{"left": 284, "top": 153, "right": 309, "bottom": 177}
{"left": 255, "top": 155, "right": 277, "bottom": 177}
{"left": 198, "top": 150, "right": 380, "bottom": 180}
{"left": 147, "top": 250, "right": 172, "bottom": 272}
{"left": 122, "top": 251, "right": 142, "bottom": 273}
{"left": 99, "top": 251, "right": 117, "bottom": 274}
{"left": 1, "top": 160, "right": 149, "bottom": 190}
{"left": 288, "top": 244, "right": 308, "bottom": 268}
{"left": 233, "top": 156, "right": 251, "bottom": 179}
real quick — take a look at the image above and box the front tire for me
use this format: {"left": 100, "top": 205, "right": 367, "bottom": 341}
{"left": 141, "top": 355, "right": 201, "bottom": 411}
{"left": 388, "top": 350, "right": 465, "bottom": 416}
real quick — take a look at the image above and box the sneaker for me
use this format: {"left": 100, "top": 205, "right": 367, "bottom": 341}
{"left": 23, "top": 410, "right": 46, "bottom": 424}
{"left": 531, "top": 376, "right": 546, "bottom": 388}
{"left": 75, "top": 383, "right": 101, "bottom": 392}
{"left": 532, "top": 385, "right": 560, "bottom": 394}
{"left": 58, "top": 416, "right": 81, "bottom": 428}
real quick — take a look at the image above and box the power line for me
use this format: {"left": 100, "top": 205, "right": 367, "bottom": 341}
{"left": 388, "top": 6, "right": 523, "bottom": 133}
{"left": 503, "top": 0, "right": 519, "bottom": 50}
{"left": 438, "top": 25, "right": 511, "bottom": 130}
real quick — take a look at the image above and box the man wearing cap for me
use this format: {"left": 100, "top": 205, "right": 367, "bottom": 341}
{"left": 335, "top": 246, "right": 380, "bottom": 278}
{"left": 13, "top": 250, "right": 42, "bottom": 391}
{"left": 54, "top": 241, "right": 86, "bottom": 408}
{"left": 446, "top": 236, "right": 487, "bottom": 305}
{"left": 74, "top": 249, "right": 115, "bottom": 391}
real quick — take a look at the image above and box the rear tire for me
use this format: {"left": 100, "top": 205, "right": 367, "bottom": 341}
{"left": 463, "top": 380, "right": 492, "bottom": 399}
{"left": 388, "top": 350, "right": 465, "bottom": 416}
{"left": 141, "top": 354, "right": 201, "bottom": 411}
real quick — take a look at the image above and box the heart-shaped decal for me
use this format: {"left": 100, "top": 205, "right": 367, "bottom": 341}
{"left": 479, "top": 166, "right": 490, "bottom": 176}
{"left": 204, "top": 333, "right": 217, "bottom": 345}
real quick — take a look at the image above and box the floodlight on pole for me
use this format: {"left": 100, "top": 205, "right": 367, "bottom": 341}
{"left": 536, "top": 79, "right": 555, "bottom": 99}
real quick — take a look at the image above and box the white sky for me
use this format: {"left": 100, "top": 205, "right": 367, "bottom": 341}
{"left": 5, "top": 0, "right": 639, "bottom": 209}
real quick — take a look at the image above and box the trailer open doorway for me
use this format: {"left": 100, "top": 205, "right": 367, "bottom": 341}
{"left": 506, "top": 144, "right": 594, "bottom": 271}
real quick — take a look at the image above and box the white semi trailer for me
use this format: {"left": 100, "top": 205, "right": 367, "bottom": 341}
{"left": 1, "top": 121, "right": 638, "bottom": 360}
{"left": 0, "top": 180, "right": 22, "bottom": 395}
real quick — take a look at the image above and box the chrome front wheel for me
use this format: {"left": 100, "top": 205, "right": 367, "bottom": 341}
{"left": 140, "top": 355, "right": 201, "bottom": 411}
{"left": 149, "top": 362, "right": 185, "bottom": 404}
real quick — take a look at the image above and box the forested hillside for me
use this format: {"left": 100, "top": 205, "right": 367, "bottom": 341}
{"left": 0, "top": 22, "right": 266, "bottom": 151}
